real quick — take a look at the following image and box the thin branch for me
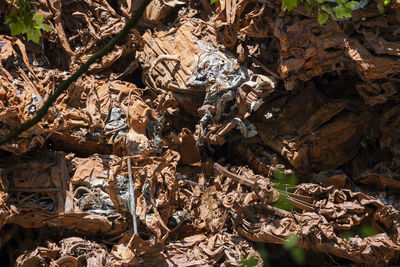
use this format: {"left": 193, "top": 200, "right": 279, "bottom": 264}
{"left": 127, "top": 157, "right": 138, "bottom": 235}
{"left": 0, "top": 0, "right": 152, "bottom": 145}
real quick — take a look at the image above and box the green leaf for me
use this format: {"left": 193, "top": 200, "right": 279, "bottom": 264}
{"left": 345, "top": 1, "right": 358, "bottom": 9}
{"left": 360, "top": 225, "right": 378, "bottom": 237}
{"left": 333, "top": 6, "right": 352, "bottom": 19}
{"left": 241, "top": 255, "right": 259, "bottom": 267}
{"left": 5, "top": 0, "right": 53, "bottom": 42}
{"left": 22, "top": 11, "right": 33, "bottom": 26}
{"left": 377, "top": 1, "right": 384, "bottom": 13}
{"left": 39, "top": 23, "right": 53, "bottom": 32}
{"left": 383, "top": 0, "right": 390, "bottom": 4}
{"left": 9, "top": 19, "right": 25, "bottom": 35}
{"left": 282, "top": 0, "right": 298, "bottom": 11}
{"left": 318, "top": 12, "right": 329, "bottom": 24}
{"left": 33, "top": 12, "right": 44, "bottom": 25}
{"left": 210, "top": 0, "right": 218, "bottom": 4}
{"left": 26, "top": 25, "right": 41, "bottom": 43}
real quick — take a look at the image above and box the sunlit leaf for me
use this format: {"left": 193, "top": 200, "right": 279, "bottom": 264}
{"left": 241, "top": 255, "right": 259, "bottom": 267}
{"left": 282, "top": 0, "right": 298, "bottom": 11}
{"left": 26, "top": 25, "right": 41, "bottom": 43}
{"left": 345, "top": 1, "right": 358, "bottom": 9}
{"left": 318, "top": 12, "right": 329, "bottom": 24}
{"left": 33, "top": 12, "right": 44, "bottom": 25}
{"left": 360, "top": 225, "right": 378, "bottom": 237}
{"left": 5, "top": 0, "right": 53, "bottom": 42}
{"left": 39, "top": 23, "right": 53, "bottom": 32}
{"left": 333, "top": 6, "right": 352, "bottom": 19}
{"left": 10, "top": 22, "right": 24, "bottom": 35}
{"left": 9, "top": 17, "right": 25, "bottom": 35}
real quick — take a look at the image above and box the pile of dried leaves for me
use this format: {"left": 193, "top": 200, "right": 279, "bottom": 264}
{"left": 0, "top": 0, "right": 400, "bottom": 265}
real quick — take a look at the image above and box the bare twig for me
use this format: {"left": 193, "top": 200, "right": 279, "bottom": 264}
{"left": 127, "top": 157, "right": 138, "bottom": 235}
{"left": 149, "top": 55, "right": 180, "bottom": 74}
{"left": 250, "top": 57, "right": 281, "bottom": 79}
{"left": 9, "top": 188, "right": 59, "bottom": 192}
{"left": 214, "top": 163, "right": 315, "bottom": 211}
{"left": 214, "top": 163, "right": 255, "bottom": 187}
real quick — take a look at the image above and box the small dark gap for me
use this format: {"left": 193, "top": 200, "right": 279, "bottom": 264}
{"left": 163, "top": 5, "right": 182, "bottom": 27}
{"left": 106, "top": 0, "right": 123, "bottom": 16}
{"left": 313, "top": 71, "right": 360, "bottom": 99}
{"left": 119, "top": 64, "right": 146, "bottom": 88}
{"left": 42, "top": 40, "right": 71, "bottom": 71}
{"left": 46, "top": 138, "right": 113, "bottom": 157}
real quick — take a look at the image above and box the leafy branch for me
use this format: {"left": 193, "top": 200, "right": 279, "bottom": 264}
{"left": 282, "top": 0, "right": 395, "bottom": 25}
{"left": 5, "top": 0, "right": 53, "bottom": 44}
{"left": 0, "top": 0, "right": 152, "bottom": 145}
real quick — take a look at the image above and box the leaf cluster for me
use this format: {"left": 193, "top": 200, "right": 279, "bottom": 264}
{"left": 4, "top": 0, "right": 53, "bottom": 44}
{"left": 240, "top": 255, "right": 259, "bottom": 267}
{"left": 281, "top": 0, "right": 394, "bottom": 24}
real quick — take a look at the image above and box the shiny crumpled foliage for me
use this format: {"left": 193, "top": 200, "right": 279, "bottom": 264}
{"left": 139, "top": 16, "right": 277, "bottom": 148}
{"left": 16, "top": 237, "right": 108, "bottom": 267}
{"left": 214, "top": 166, "right": 400, "bottom": 265}
{"left": 250, "top": 83, "right": 376, "bottom": 173}
{"left": 1, "top": 151, "right": 129, "bottom": 236}
{"left": 0, "top": 33, "right": 177, "bottom": 155}
{"left": 274, "top": 7, "right": 400, "bottom": 90}
{"left": 1, "top": 0, "right": 400, "bottom": 266}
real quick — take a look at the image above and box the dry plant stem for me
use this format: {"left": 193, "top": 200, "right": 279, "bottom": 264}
{"left": 215, "top": 163, "right": 315, "bottom": 211}
{"left": 10, "top": 188, "right": 59, "bottom": 192}
{"left": 127, "top": 157, "right": 138, "bottom": 235}
{"left": 214, "top": 163, "right": 255, "bottom": 187}
{"left": 0, "top": 0, "right": 152, "bottom": 145}
{"left": 148, "top": 179, "right": 171, "bottom": 233}
{"left": 149, "top": 55, "right": 180, "bottom": 75}
{"left": 250, "top": 57, "right": 280, "bottom": 79}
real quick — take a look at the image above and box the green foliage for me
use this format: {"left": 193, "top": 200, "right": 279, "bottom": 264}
{"left": 282, "top": 0, "right": 299, "bottom": 11}
{"left": 240, "top": 255, "right": 259, "bottom": 267}
{"left": 341, "top": 225, "right": 378, "bottom": 242}
{"left": 210, "top": 0, "right": 219, "bottom": 4}
{"left": 273, "top": 169, "right": 298, "bottom": 187}
{"left": 272, "top": 168, "right": 298, "bottom": 211}
{"left": 360, "top": 225, "right": 378, "bottom": 237}
{"left": 4, "top": 0, "right": 53, "bottom": 44}
{"left": 283, "top": 235, "right": 305, "bottom": 265}
{"left": 281, "top": 0, "right": 395, "bottom": 25}
{"left": 317, "top": 12, "right": 329, "bottom": 24}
